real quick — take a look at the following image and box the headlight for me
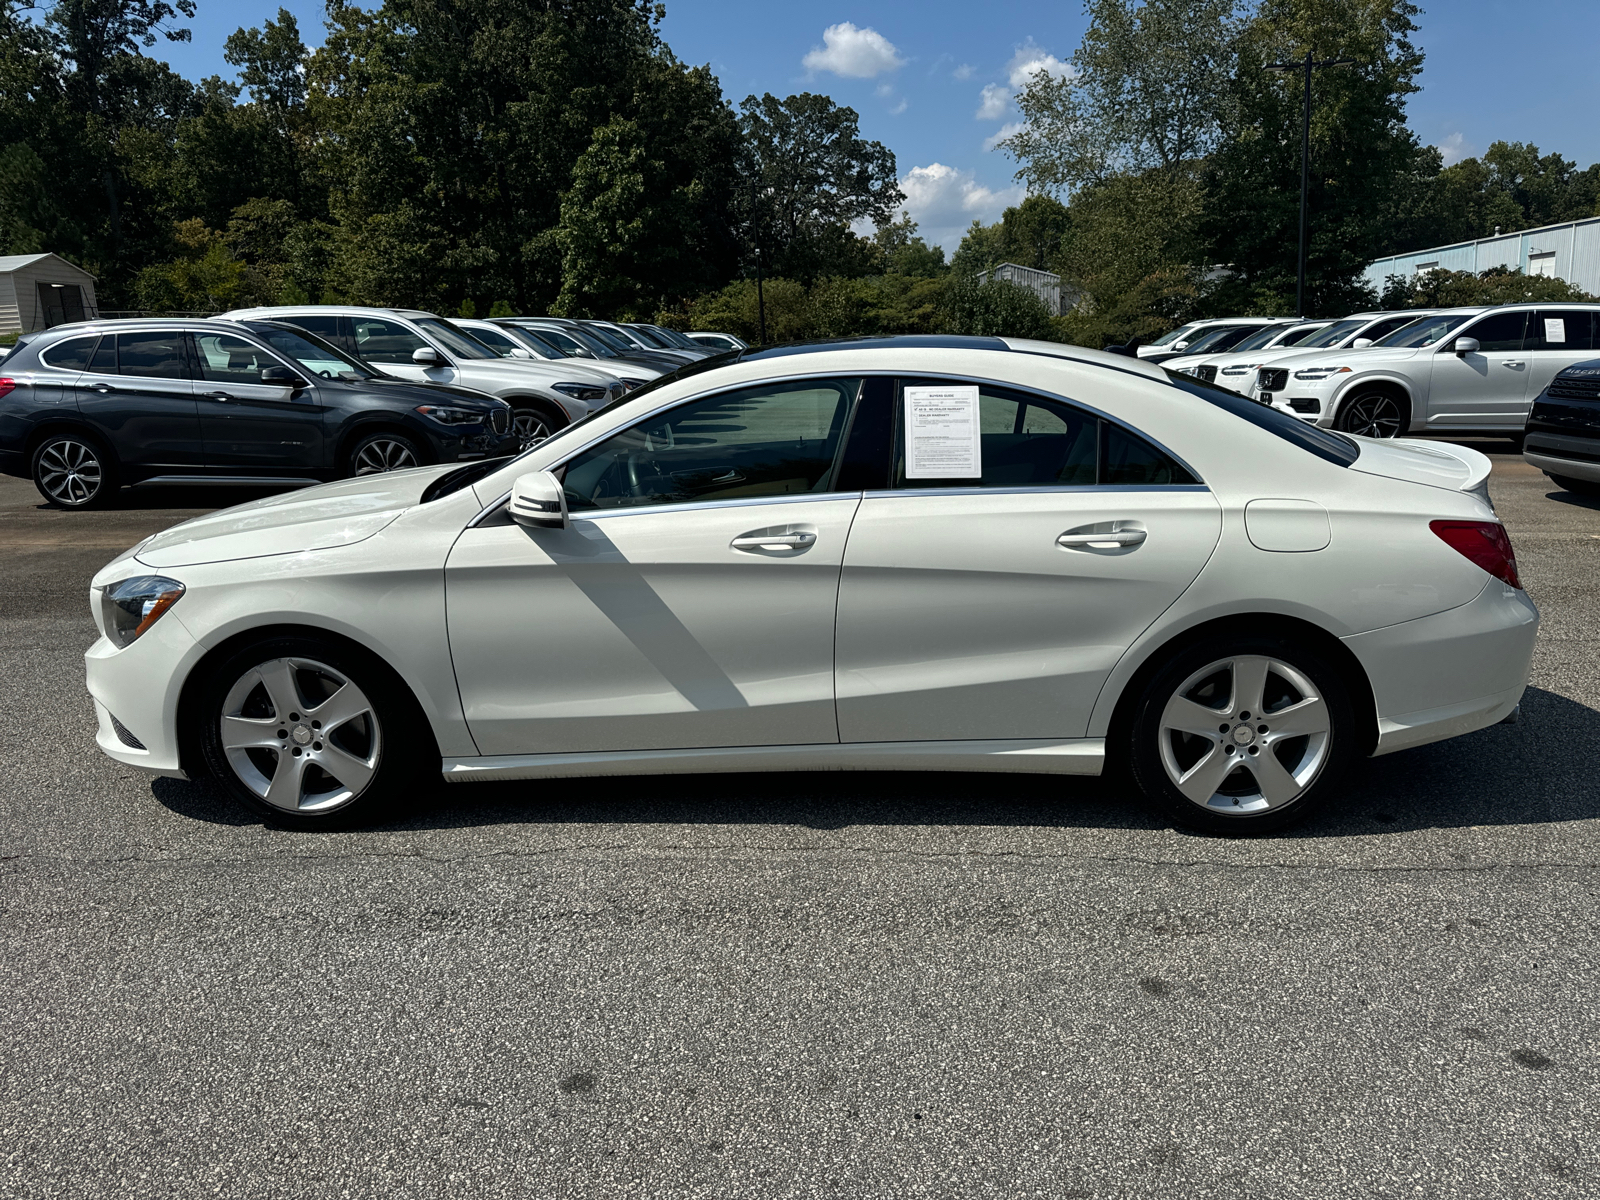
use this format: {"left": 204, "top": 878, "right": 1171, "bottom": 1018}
{"left": 618, "top": 378, "right": 647, "bottom": 391}
{"left": 1178, "top": 365, "right": 1199, "bottom": 376}
{"left": 100, "top": 576, "right": 185, "bottom": 648}
{"left": 552, "top": 382, "right": 609, "bottom": 402}
{"left": 1293, "top": 366, "right": 1352, "bottom": 381}
{"left": 414, "top": 404, "right": 485, "bottom": 425}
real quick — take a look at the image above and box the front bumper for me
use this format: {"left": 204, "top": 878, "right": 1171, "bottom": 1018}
{"left": 85, "top": 608, "right": 204, "bottom": 778}
{"left": 1343, "top": 578, "right": 1538, "bottom": 757}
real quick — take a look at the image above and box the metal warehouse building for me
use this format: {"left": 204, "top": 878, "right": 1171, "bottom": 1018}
{"left": 0, "top": 253, "right": 100, "bottom": 335}
{"left": 1363, "top": 216, "right": 1600, "bottom": 297}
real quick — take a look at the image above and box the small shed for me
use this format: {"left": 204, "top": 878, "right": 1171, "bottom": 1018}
{"left": 975, "top": 262, "right": 1082, "bottom": 315}
{"left": 0, "top": 253, "right": 100, "bottom": 335}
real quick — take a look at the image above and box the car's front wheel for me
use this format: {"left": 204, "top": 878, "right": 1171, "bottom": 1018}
{"left": 196, "top": 635, "right": 434, "bottom": 826}
{"left": 1125, "top": 635, "right": 1358, "bottom": 835}
{"left": 1334, "top": 390, "right": 1409, "bottom": 438}
{"left": 347, "top": 430, "right": 423, "bottom": 476}
{"left": 510, "top": 401, "right": 567, "bottom": 444}
{"left": 32, "top": 431, "right": 118, "bottom": 509}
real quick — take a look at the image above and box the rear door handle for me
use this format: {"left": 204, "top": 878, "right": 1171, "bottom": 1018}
{"left": 1503, "top": 361, "right": 1524, "bottom": 368}
{"left": 1058, "top": 527, "right": 1147, "bottom": 549}
{"left": 202, "top": 391, "right": 233, "bottom": 402}
{"left": 731, "top": 531, "right": 817, "bottom": 552}
{"left": 91, "top": 383, "right": 116, "bottom": 394}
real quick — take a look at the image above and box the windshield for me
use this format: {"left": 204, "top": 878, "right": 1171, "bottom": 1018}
{"left": 1149, "top": 323, "right": 1199, "bottom": 348}
{"left": 1374, "top": 312, "right": 1472, "bottom": 348}
{"left": 1231, "top": 324, "right": 1298, "bottom": 352}
{"left": 460, "top": 324, "right": 523, "bottom": 357}
{"left": 242, "top": 322, "right": 375, "bottom": 380}
{"left": 1295, "top": 319, "right": 1368, "bottom": 349}
{"left": 628, "top": 325, "right": 671, "bottom": 348}
{"left": 582, "top": 323, "right": 637, "bottom": 353}
{"left": 1181, "top": 326, "right": 1247, "bottom": 354}
{"left": 496, "top": 325, "right": 557, "bottom": 357}
{"left": 561, "top": 327, "right": 622, "bottom": 358}
{"left": 653, "top": 326, "right": 701, "bottom": 350}
{"left": 413, "top": 318, "right": 497, "bottom": 359}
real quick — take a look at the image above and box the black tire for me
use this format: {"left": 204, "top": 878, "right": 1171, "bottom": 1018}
{"left": 1124, "top": 634, "right": 1358, "bottom": 836}
{"left": 195, "top": 634, "right": 437, "bottom": 828}
{"left": 1550, "top": 473, "right": 1600, "bottom": 497}
{"left": 510, "top": 401, "right": 568, "bottom": 444}
{"left": 1334, "top": 390, "right": 1410, "bottom": 439}
{"left": 346, "top": 430, "right": 424, "bottom": 477}
{"left": 31, "top": 430, "right": 118, "bottom": 509}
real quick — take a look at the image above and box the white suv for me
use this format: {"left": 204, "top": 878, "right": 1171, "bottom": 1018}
{"left": 224, "top": 306, "right": 625, "bottom": 440}
{"left": 1248, "top": 304, "right": 1600, "bottom": 438}
{"left": 1173, "top": 310, "right": 1444, "bottom": 393}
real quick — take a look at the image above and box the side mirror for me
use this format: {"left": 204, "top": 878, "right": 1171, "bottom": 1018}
{"left": 509, "top": 470, "right": 568, "bottom": 529}
{"left": 412, "top": 346, "right": 445, "bottom": 367}
{"left": 260, "top": 366, "right": 307, "bottom": 388}
{"left": 508, "top": 347, "right": 534, "bottom": 359}
{"left": 1352, "top": 337, "right": 1374, "bottom": 348}
{"left": 1173, "top": 340, "right": 1190, "bottom": 351}
{"left": 1453, "top": 336, "right": 1480, "bottom": 356}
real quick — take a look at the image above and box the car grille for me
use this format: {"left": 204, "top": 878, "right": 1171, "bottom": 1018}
{"left": 489, "top": 406, "right": 510, "bottom": 435}
{"left": 1258, "top": 368, "right": 1289, "bottom": 392}
{"left": 1194, "top": 365, "right": 1217, "bottom": 383}
{"left": 1549, "top": 377, "right": 1600, "bottom": 401}
{"left": 110, "top": 714, "right": 146, "bottom": 750}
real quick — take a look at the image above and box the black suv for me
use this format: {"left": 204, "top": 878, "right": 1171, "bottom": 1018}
{"left": 1525, "top": 358, "right": 1600, "bottom": 497}
{"left": 0, "top": 318, "right": 518, "bottom": 508}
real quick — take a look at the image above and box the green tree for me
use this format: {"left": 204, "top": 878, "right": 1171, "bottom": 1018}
{"left": 1380, "top": 265, "right": 1597, "bottom": 309}
{"left": 941, "top": 275, "right": 1056, "bottom": 339}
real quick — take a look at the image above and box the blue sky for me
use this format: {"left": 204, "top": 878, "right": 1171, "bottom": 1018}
{"left": 152, "top": 0, "right": 1600, "bottom": 253}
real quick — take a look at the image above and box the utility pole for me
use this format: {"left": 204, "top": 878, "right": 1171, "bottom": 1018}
{"left": 1265, "top": 50, "right": 1354, "bottom": 318}
{"left": 748, "top": 180, "right": 768, "bottom": 345}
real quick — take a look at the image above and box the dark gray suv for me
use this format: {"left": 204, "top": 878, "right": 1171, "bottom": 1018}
{"left": 0, "top": 319, "right": 518, "bottom": 508}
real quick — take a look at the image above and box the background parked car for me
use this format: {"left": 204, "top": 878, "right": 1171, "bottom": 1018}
{"left": 1166, "top": 320, "right": 1333, "bottom": 386}
{"left": 223, "top": 306, "right": 622, "bottom": 441}
{"left": 582, "top": 319, "right": 702, "bottom": 365}
{"left": 687, "top": 331, "right": 747, "bottom": 352}
{"left": 448, "top": 318, "right": 650, "bottom": 391}
{"left": 1, "top": 318, "right": 517, "bottom": 508}
{"left": 465, "top": 320, "right": 660, "bottom": 390}
{"left": 504, "top": 318, "right": 688, "bottom": 375}
{"left": 1136, "top": 317, "right": 1290, "bottom": 362}
{"left": 623, "top": 323, "right": 716, "bottom": 358}
{"left": 1252, "top": 303, "right": 1600, "bottom": 438}
{"left": 1524, "top": 358, "right": 1600, "bottom": 496}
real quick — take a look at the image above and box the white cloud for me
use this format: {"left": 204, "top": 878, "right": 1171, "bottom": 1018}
{"left": 802, "top": 23, "right": 906, "bottom": 78}
{"left": 953, "top": 63, "right": 975, "bottom": 81}
{"left": 976, "top": 83, "right": 1011, "bottom": 121}
{"left": 889, "top": 97, "right": 908, "bottom": 116}
{"left": 1436, "top": 131, "right": 1475, "bottom": 166}
{"left": 983, "top": 121, "right": 1023, "bottom": 152}
{"left": 1005, "top": 38, "right": 1073, "bottom": 88}
{"left": 897, "top": 162, "right": 1026, "bottom": 252}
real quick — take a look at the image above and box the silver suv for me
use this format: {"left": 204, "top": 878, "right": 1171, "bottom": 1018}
{"left": 223, "top": 306, "right": 625, "bottom": 440}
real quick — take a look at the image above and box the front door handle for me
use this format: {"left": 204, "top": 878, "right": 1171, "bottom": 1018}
{"left": 91, "top": 383, "right": 115, "bottom": 394}
{"left": 202, "top": 391, "right": 233, "bottom": 402}
{"left": 1058, "top": 527, "right": 1147, "bottom": 549}
{"left": 1503, "top": 361, "right": 1524, "bottom": 368}
{"left": 730, "top": 531, "right": 817, "bottom": 552}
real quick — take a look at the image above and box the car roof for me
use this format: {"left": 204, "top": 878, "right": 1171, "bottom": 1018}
{"left": 23, "top": 316, "right": 285, "bottom": 339}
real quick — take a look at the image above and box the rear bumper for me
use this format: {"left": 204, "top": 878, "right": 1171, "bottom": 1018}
{"left": 1342, "top": 580, "right": 1539, "bottom": 757}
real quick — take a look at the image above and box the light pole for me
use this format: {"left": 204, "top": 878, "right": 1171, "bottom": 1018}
{"left": 1265, "top": 49, "right": 1354, "bottom": 317}
{"left": 747, "top": 180, "right": 768, "bottom": 346}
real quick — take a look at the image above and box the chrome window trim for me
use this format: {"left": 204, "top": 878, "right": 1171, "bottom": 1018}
{"left": 465, "top": 366, "right": 1205, "bottom": 527}
{"left": 469, "top": 489, "right": 866, "bottom": 527}
{"left": 885, "top": 483, "right": 1212, "bottom": 500}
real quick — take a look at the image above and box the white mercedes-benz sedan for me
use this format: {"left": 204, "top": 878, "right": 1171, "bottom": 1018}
{"left": 85, "top": 336, "right": 1538, "bottom": 834}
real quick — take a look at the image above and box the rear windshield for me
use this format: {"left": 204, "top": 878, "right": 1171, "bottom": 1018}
{"left": 1164, "top": 371, "right": 1360, "bottom": 467}
{"left": 1375, "top": 313, "right": 1471, "bottom": 348}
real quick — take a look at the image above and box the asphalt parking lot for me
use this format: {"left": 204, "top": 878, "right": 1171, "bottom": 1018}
{"left": 3, "top": 441, "right": 1598, "bottom": 1199}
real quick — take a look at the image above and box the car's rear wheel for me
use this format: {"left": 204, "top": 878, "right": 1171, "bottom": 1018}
{"left": 348, "top": 431, "right": 423, "bottom": 476}
{"left": 510, "top": 401, "right": 567, "bottom": 444}
{"left": 1126, "top": 635, "right": 1357, "bottom": 835}
{"left": 1549, "top": 472, "right": 1600, "bottom": 497}
{"left": 196, "top": 635, "right": 434, "bottom": 827}
{"left": 1334, "top": 390, "right": 1409, "bottom": 438}
{"left": 32, "top": 431, "right": 118, "bottom": 509}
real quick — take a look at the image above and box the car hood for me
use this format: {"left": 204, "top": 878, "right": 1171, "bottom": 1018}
{"left": 129, "top": 466, "right": 455, "bottom": 569}
{"left": 342, "top": 375, "right": 503, "bottom": 406}
{"left": 1350, "top": 437, "right": 1492, "bottom": 499}
{"left": 1258, "top": 345, "right": 1422, "bottom": 370}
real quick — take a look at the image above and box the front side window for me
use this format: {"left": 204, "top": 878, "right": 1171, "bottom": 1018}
{"left": 117, "top": 332, "right": 187, "bottom": 379}
{"left": 243, "top": 322, "right": 373, "bottom": 380}
{"left": 1526, "top": 309, "right": 1596, "bottom": 352}
{"left": 892, "top": 381, "right": 1193, "bottom": 489}
{"left": 1457, "top": 311, "right": 1528, "bottom": 352}
{"left": 1296, "top": 319, "right": 1368, "bottom": 349}
{"left": 41, "top": 335, "right": 99, "bottom": 370}
{"left": 561, "top": 379, "right": 859, "bottom": 511}
{"left": 352, "top": 317, "right": 430, "bottom": 364}
{"left": 192, "top": 332, "right": 276, "bottom": 384}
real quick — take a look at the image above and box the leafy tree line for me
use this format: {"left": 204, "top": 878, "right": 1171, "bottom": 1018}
{"left": 951, "top": 0, "right": 1600, "bottom": 348}
{"left": 0, "top": 0, "right": 909, "bottom": 320}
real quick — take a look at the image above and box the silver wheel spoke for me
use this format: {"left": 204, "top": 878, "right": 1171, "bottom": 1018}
{"left": 255, "top": 660, "right": 303, "bottom": 720}
{"left": 1262, "top": 695, "right": 1328, "bottom": 739}
{"left": 319, "top": 743, "right": 376, "bottom": 793}
{"left": 304, "top": 681, "right": 371, "bottom": 732}
{"left": 264, "top": 750, "right": 312, "bottom": 811}
{"left": 1241, "top": 747, "right": 1304, "bottom": 806}
{"left": 1162, "top": 695, "right": 1227, "bottom": 738}
{"left": 220, "top": 714, "right": 281, "bottom": 750}
{"left": 1174, "top": 746, "right": 1237, "bottom": 804}
{"left": 1229, "top": 656, "right": 1272, "bottom": 715}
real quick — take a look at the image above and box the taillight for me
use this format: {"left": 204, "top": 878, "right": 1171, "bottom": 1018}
{"left": 0, "top": 379, "right": 15, "bottom": 399}
{"left": 1430, "top": 519, "right": 1521, "bottom": 590}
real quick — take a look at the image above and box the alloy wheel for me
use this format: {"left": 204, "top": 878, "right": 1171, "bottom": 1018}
{"left": 353, "top": 437, "right": 419, "bottom": 474}
{"left": 219, "top": 657, "right": 382, "bottom": 813}
{"left": 1336, "top": 394, "right": 1405, "bottom": 438}
{"left": 1157, "top": 654, "right": 1332, "bottom": 816}
{"left": 513, "top": 409, "right": 552, "bottom": 442}
{"left": 37, "top": 438, "right": 104, "bottom": 506}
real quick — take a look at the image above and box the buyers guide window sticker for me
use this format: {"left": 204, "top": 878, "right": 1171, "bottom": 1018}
{"left": 904, "top": 385, "right": 981, "bottom": 479}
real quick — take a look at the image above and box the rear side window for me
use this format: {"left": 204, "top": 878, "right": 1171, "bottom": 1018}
{"left": 893, "top": 381, "right": 1195, "bottom": 488}
{"left": 117, "top": 332, "right": 188, "bottom": 379}
{"left": 283, "top": 313, "right": 344, "bottom": 345}
{"left": 1527, "top": 310, "right": 1596, "bottom": 352}
{"left": 1166, "top": 372, "right": 1359, "bottom": 467}
{"left": 41, "top": 335, "right": 99, "bottom": 370}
